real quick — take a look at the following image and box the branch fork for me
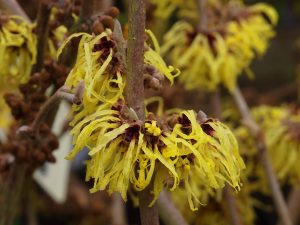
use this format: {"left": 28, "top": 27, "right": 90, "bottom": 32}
{"left": 18, "top": 81, "right": 84, "bottom": 136}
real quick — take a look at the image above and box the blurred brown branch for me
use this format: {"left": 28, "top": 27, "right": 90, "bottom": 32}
{"left": 232, "top": 87, "right": 293, "bottom": 225}
{"left": 31, "top": 82, "right": 84, "bottom": 135}
{"left": 32, "top": 0, "right": 52, "bottom": 73}
{"left": 157, "top": 191, "right": 189, "bottom": 225}
{"left": 277, "top": 186, "right": 300, "bottom": 225}
{"left": 111, "top": 193, "right": 128, "bottom": 225}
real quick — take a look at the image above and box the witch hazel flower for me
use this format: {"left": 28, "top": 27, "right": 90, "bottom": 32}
{"left": 61, "top": 21, "right": 244, "bottom": 210}
{"left": 161, "top": 1, "right": 278, "bottom": 92}
{"left": 66, "top": 96, "right": 244, "bottom": 210}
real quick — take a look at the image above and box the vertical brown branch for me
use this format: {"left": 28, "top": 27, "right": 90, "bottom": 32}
{"left": 210, "top": 90, "right": 222, "bottom": 118}
{"left": 0, "top": 164, "right": 27, "bottom": 225}
{"left": 223, "top": 186, "right": 243, "bottom": 225}
{"left": 197, "top": 0, "right": 208, "bottom": 32}
{"left": 111, "top": 193, "right": 128, "bottom": 225}
{"left": 32, "top": 0, "right": 52, "bottom": 73}
{"left": 210, "top": 90, "right": 243, "bottom": 225}
{"left": 157, "top": 191, "right": 188, "bottom": 225}
{"left": 25, "top": 179, "right": 39, "bottom": 225}
{"left": 80, "top": 0, "right": 94, "bottom": 20}
{"left": 126, "top": 0, "right": 159, "bottom": 225}
{"left": 232, "top": 87, "right": 293, "bottom": 225}
{"left": 126, "top": 0, "right": 145, "bottom": 120}
{"left": 138, "top": 183, "right": 159, "bottom": 225}
{"left": 283, "top": 186, "right": 300, "bottom": 225}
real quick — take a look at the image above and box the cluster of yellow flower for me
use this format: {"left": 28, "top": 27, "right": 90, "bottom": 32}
{"left": 58, "top": 29, "right": 178, "bottom": 107}
{"left": 60, "top": 25, "right": 245, "bottom": 209}
{"left": 47, "top": 7, "right": 69, "bottom": 59}
{"left": 66, "top": 99, "right": 244, "bottom": 210}
{"left": 229, "top": 104, "right": 300, "bottom": 193}
{"left": 161, "top": 2, "right": 278, "bottom": 91}
{"left": 0, "top": 10, "right": 68, "bottom": 129}
{"left": 0, "top": 15, "right": 36, "bottom": 129}
{"left": 171, "top": 126, "right": 258, "bottom": 224}
{"left": 251, "top": 106, "right": 300, "bottom": 185}
{"left": 0, "top": 9, "right": 68, "bottom": 90}
{"left": 148, "top": 0, "right": 198, "bottom": 21}
{"left": 0, "top": 15, "right": 36, "bottom": 91}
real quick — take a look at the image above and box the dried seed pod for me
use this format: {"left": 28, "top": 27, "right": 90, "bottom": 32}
{"left": 92, "top": 21, "right": 104, "bottom": 35}
{"left": 105, "top": 7, "right": 120, "bottom": 18}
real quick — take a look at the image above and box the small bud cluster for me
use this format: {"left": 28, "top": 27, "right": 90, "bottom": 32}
{"left": 1, "top": 123, "right": 58, "bottom": 172}
{"left": 91, "top": 7, "right": 120, "bottom": 35}
{"left": 1, "top": 62, "right": 69, "bottom": 172}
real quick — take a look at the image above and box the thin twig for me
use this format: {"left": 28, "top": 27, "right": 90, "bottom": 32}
{"left": 210, "top": 90, "right": 243, "bottom": 225}
{"left": 0, "top": 0, "right": 30, "bottom": 21}
{"left": 126, "top": 0, "right": 145, "bottom": 120}
{"left": 287, "top": 186, "right": 300, "bottom": 224}
{"left": 26, "top": 180, "right": 39, "bottom": 225}
{"left": 0, "top": 164, "right": 27, "bottom": 225}
{"left": 224, "top": 186, "right": 243, "bottom": 225}
{"left": 210, "top": 90, "right": 222, "bottom": 118}
{"left": 157, "top": 191, "right": 188, "bottom": 225}
{"left": 232, "top": 86, "right": 293, "bottom": 225}
{"left": 111, "top": 193, "right": 128, "bottom": 225}
{"left": 197, "top": 0, "right": 208, "bottom": 32}
{"left": 32, "top": 0, "right": 52, "bottom": 73}
{"left": 126, "top": 0, "right": 159, "bottom": 224}
{"left": 80, "top": 0, "right": 95, "bottom": 20}
{"left": 31, "top": 82, "right": 84, "bottom": 135}
{"left": 138, "top": 183, "right": 159, "bottom": 225}
{"left": 277, "top": 185, "right": 300, "bottom": 225}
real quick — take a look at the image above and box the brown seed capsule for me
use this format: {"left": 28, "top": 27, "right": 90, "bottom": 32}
{"left": 92, "top": 21, "right": 104, "bottom": 35}
{"left": 47, "top": 154, "right": 56, "bottom": 163}
{"left": 17, "top": 145, "right": 27, "bottom": 160}
{"left": 48, "top": 137, "right": 59, "bottom": 149}
{"left": 105, "top": 7, "right": 120, "bottom": 18}
{"left": 33, "top": 151, "right": 46, "bottom": 163}
{"left": 101, "top": 16, "right": 114, "bottom": 30}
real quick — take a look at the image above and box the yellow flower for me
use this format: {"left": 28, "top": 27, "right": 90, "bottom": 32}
{"left": 145, "top": 120, "right": 162, "bottom": 136}
{"left": 226, "top": 104, "right": 300, "bottom": 192}
{"left": 166, "top": 111, "right": 245, "bottom": 210}
{"left": 0, "top": 95, "right": 12, "bottom": 129}
{"left": 0, "top": 15, "right": 37, "bottom": 91}
{"left": 149, "top": 0, "right": 198, "bottom": 20}
{"left": 46, "top": 7, "right": 70, "bottom": 59}
{"left": 47, "top": 25, "right": 68, "bottom": 59}
{"left": 161, "top": 2, "right": 277, "bottom": 92}
{"left": 66, "top": 97, "right": 244, "bottom": 210}
{"left": 58, "top": 28, "right": 178, "bottom": 109}
{"left": 251, "top": 106, "right": 300, "bottom": 185}
{"left": 148, "top": 0, "right": 224, "bottom": 21}
{"left": 62, "top": 25, "right": 243, "bottom": 210}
